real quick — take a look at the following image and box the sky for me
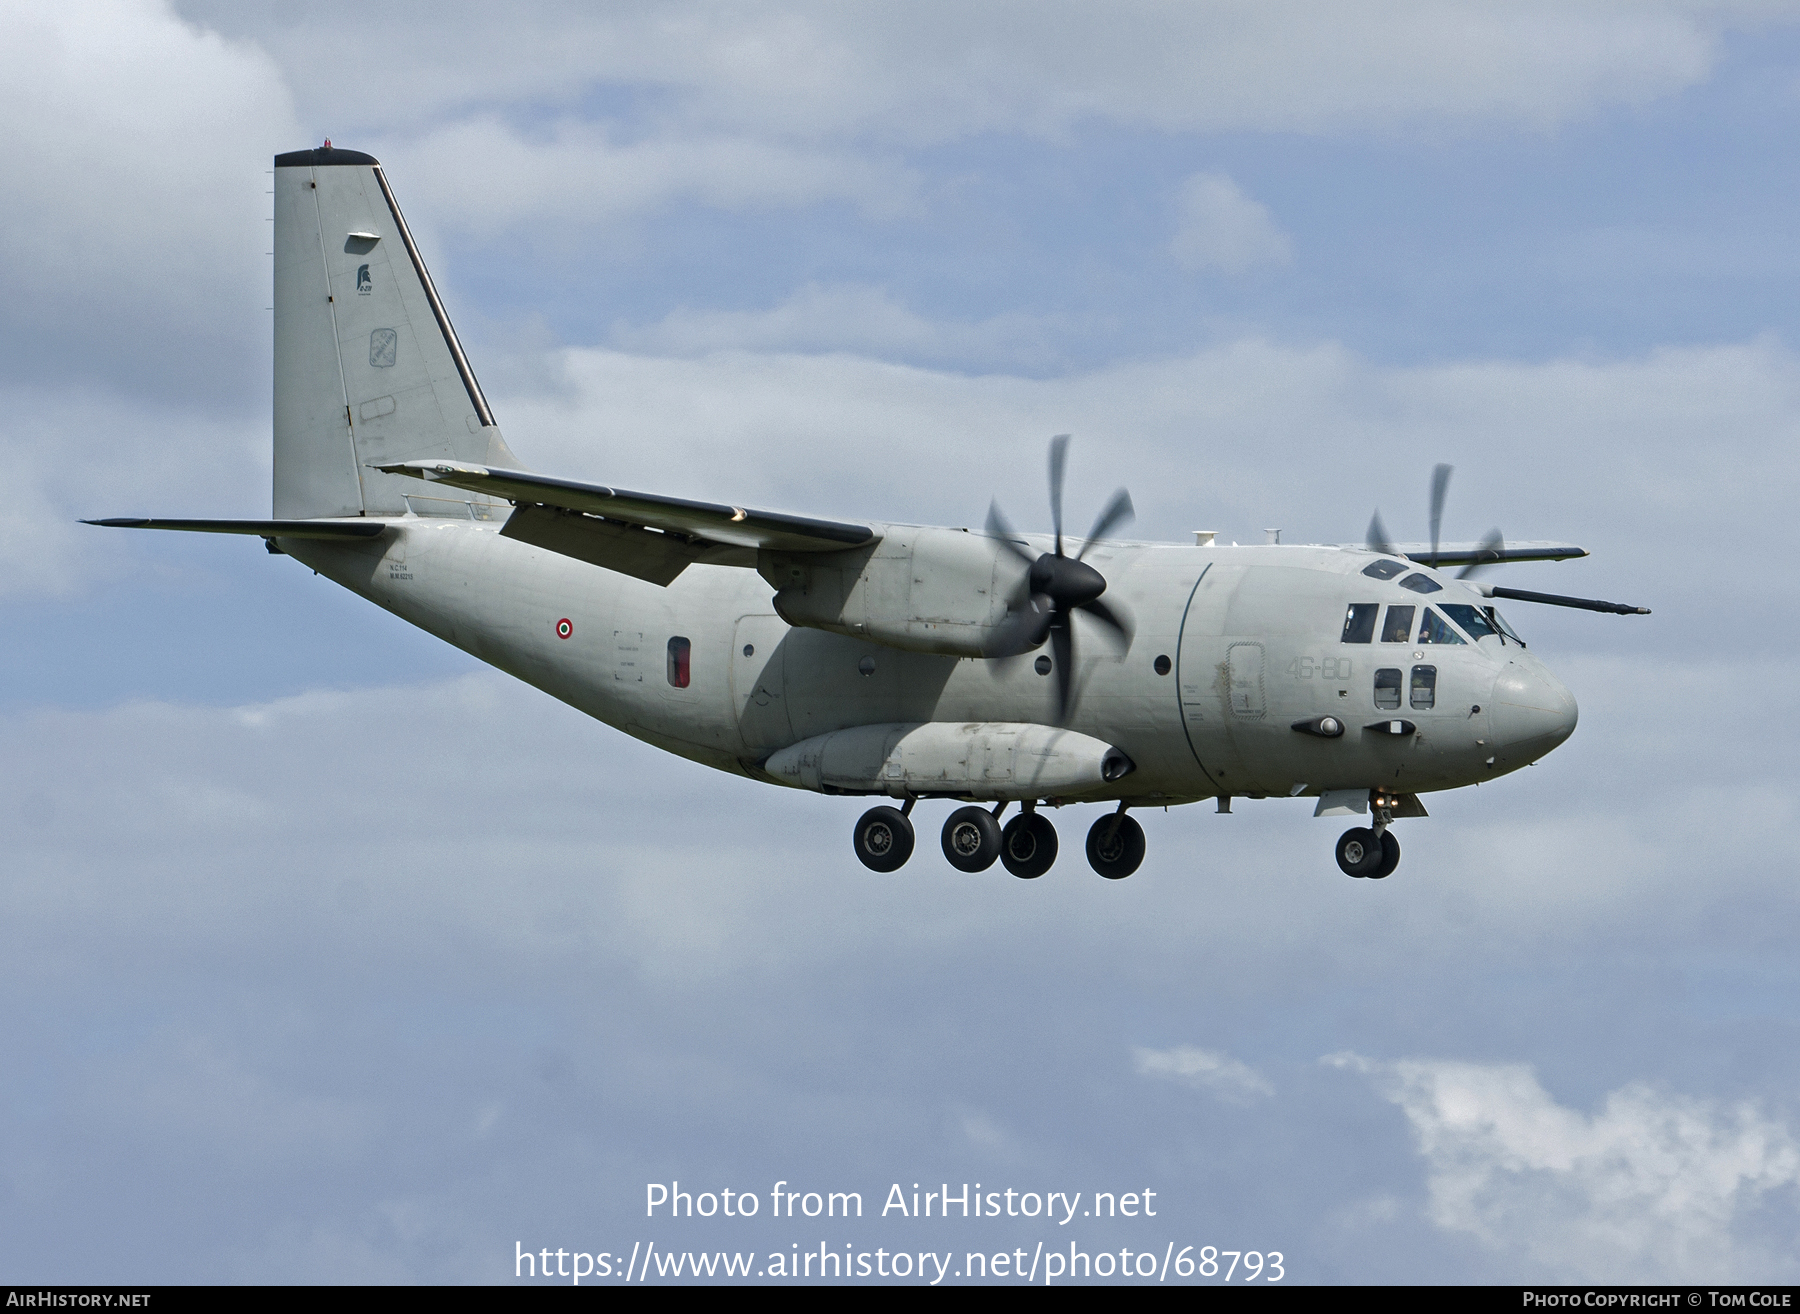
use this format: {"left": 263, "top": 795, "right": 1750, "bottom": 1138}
{"left": 2, "top": 0, "right": 1799, "bottom": 1285}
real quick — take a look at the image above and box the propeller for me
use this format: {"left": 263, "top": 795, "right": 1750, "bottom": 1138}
{"left": 986, "top": 434, "right": 1136, "bottom": 724}
{"left": 1367, "top": 463, "right": 1506, "bottom": 578}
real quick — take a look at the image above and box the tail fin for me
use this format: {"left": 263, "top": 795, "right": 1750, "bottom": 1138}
{"left": 272, "top": 145, "right": 522, "bottom": 518}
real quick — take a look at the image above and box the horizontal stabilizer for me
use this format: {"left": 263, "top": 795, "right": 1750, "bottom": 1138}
{"left": 375, "top": 461, "right": 876, "bottom": 554}
{"left": 84, "top": 518, "right": 387, "bottom": 539}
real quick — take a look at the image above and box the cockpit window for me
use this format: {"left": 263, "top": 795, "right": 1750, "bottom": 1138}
{"left": 1487, "top": 607, "right": 1526, "bottom": 647}
{"left": 1439, "top": 604, "right": 1498, "bottom": 642}
{"left": 1417, "top": 607, "right": 1467, "bottom": 645}
{"left": 1341, "top": 603, "right": 1378, "bottom": 644}
{"left": 1380, "top": 605, "right": 1415, "bottom": 643}
{"left": 1362, "top": 559, "right": 1408, "bottom": 580}
{"left": 1374, "top": 667, "right": 1402, "bottom": 709}
{"left": 1399, "top": 572, "right": 1443, "bottom": 594}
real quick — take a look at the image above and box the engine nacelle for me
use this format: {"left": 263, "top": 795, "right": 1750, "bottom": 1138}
{"left": 761, "top": 526, "right": 1020, "bottom": 657}
{"left": 762, "top": 721, "right": 1134, "bottom": 800}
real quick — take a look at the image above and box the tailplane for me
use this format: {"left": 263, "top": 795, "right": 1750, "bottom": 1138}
{"left": 273, "top": 145, "right": 521, "bottom": 519}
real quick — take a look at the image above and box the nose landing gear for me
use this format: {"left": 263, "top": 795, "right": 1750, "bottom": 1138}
{"left": 1337, "top": 793, "right": 1402, "bottom": 879}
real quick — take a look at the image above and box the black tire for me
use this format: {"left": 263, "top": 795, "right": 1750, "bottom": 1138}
{"left": 1085, "top": 814, "right": 1146, "bottom": 879}
{"left": 1000, "top": 812, "right": 1059, "bottom": 879}
{"left": 941, "top": 806, "right": 1002, "bottom": 872}
{"left": 854, "top": 806, "right": 915, "bottom": 872}
{"left": 1369, "top": 829, "right": 1400, "bottom": 879}
{"left": 1335, "top": 826, "right": 1384, "bottom": 878}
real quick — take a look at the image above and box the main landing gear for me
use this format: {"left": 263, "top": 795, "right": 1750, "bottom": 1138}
{"left": 852, "top": 801, "right": 1144, "bottom": 880}
{"left": 1336, "top": 793, "right": 1402, "bottom": 879}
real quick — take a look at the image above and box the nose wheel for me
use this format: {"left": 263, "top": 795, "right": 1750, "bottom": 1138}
{"left": 1336, "top": 826, "right": 1400, "bottom": 879}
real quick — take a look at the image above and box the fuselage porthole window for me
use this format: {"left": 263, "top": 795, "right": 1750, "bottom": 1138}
{"left": 1417, "top": 608, "right": 1467, "bottom": 645}
{"left": 1374, "top": 667, "right": 1403, "bottom": 710}
{"left": 667, "top": 636, "right": 691, "bottom": 688}
{"left": 1411, "top": 664, "right": 1436, "bottom": 710}
{"left": 1341, "top": 603, "right": 1379, "bottom": 644}
{"left": 1399, "top": 572, "right": 1443, "bottom": 594}
{"left": 1381, "top": 605, "right": 1416, "bottom": 643}
{"left": 1362, "top": 559, "right": 1408, "bottom": 580}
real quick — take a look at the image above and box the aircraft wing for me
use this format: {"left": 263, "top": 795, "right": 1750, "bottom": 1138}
{"left": 374, "top": 461, "right": 876, "bottom": 554}
{"left": 84, "top": 517, "right": 388, "bottom": 539}
{"left": 1372, "top": 540, "right": 1588, "bottom": 567}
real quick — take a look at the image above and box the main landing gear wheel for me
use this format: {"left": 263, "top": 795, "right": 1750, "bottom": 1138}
{"left": 854, "top": 806, "right": 915, "bottom": 872}
{"left": 941, "top": 806, "right": 1003, "bottom": 872}
{"left": 1085, "top": 814, "right": 1145, "bottom": 879}
{"left": 1000, "top": 812, "right": 1058, "bottom": 879}
{"left": 1335, "top": 827, "right": 1386, "bottom": 879}
{"left": 1371, "top": 830, "right": 1400, "bottom": 879}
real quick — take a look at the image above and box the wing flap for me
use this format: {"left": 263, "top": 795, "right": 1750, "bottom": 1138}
{"left": 375, "top": 460, "right": 876, "bottom": 554}
{"left": 499, "top": 504, "right": 754, "bottom": 586}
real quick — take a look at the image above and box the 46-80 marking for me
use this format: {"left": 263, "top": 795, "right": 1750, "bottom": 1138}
{"left": 1286, "top": 656, "right": 1352, "bottom": 680}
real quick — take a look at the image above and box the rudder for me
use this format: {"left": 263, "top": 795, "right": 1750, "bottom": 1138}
{"left": 272, "top": 145, "right": 521, "bottom": 518}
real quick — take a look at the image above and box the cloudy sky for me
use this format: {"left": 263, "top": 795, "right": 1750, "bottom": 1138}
{"left": 3, "top": 0, "right": 1799, "bottom": 1285}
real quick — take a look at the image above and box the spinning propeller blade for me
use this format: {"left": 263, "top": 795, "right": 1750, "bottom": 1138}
{"left": 1428, "top": 463, "right": 1452, "bottom": 568}
{"left": 984, "top": 436, "right": 1137, "bottom": 722}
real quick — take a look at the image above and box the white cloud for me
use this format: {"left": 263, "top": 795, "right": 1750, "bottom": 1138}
{"left": 1134, "top": 1045, "right": 1274, "bottom": 1103}
{"left": 1169, "top": 174, "right": 1292, "bottom": 273}
{"left": 384, "top": 118, "right": 920, "bottom": 236}
{"left": 181, "top": 0, "right": 1774, "bottom": 143}
{"left": 0, "top": 0, "right": 301, "bottom": 394}
{"left": 1331, "top": 1053, "right": 1800, "bottom": 1280}
{"left": 611, "top": 282, "right": 1075, "bottom": 369}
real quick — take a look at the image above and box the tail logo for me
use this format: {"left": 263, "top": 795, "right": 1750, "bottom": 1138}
{"left": 356, "top": 264, "right": 372, "bottom": 294}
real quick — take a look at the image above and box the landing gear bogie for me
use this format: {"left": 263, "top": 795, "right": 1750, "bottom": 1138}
{"left": 1000, "top": 812, "right": 1058, "bottom": 879}
{"left": 1085, "top": 813, "right": 1145, "bottom": 879}
{"left": 853, "top": 805, "right": 915, "bottom": 872}
{"left": 941, "top": 805, "right": 1003, "bottom": 872}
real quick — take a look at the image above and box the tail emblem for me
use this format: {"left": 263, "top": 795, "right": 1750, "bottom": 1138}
{"left": 356, "top": 264, "right": 372, "bottom": 294}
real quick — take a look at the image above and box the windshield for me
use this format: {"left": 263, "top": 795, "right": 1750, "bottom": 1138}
{"left": 1486, "top": 607, "right": 1527, "bottom": 646}
{"left": 1417, "top": 608, "right": 1466, "bottom": 645}
{"left": 1439, "top": 604, "right": 1498, "bottom": 642}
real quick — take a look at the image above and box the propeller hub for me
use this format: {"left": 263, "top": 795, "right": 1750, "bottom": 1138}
{"left": 1031, "top": 554, "right": 1106, "bottom": 608}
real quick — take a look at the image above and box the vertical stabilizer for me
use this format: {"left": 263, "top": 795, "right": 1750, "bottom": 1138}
{"left": 272, "top": 145, "right": 522, "bottom": 518}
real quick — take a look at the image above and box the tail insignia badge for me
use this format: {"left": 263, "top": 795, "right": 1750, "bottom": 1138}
{"left": 356, "top": 263, "right": 372, "bottom": 294}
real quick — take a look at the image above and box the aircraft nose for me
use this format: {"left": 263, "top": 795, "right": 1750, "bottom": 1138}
{"left": 1490, "top": 659, "right": 1578, "bottom": 764}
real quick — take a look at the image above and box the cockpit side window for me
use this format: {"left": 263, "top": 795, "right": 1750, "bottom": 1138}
{"left": 1487, "top": 607, "right": 1526, "bottom": 647}
{"left": 1417, "top": 607, "right": 1467, "bottom": 645}
{"left": 1410, "top": 664, "right": 1436, "bottom": 709}
{"left": 1439, "top": 604, "right": 1498, "bottom": 642}
{"left": 1362, "top": 559, "right": 1408, "bottom": 580}
{"left": 1374, "top": 667, "right": 1403, "bottom": 709}
{"left": 1399, "top": 572, "right": 1443, "bottom": 594}
{"left": 1341, "top": 603, "right": 1378, "bottom": 644}
{"left": 1380, "top": 605, "right": 1415, "bottom": 643}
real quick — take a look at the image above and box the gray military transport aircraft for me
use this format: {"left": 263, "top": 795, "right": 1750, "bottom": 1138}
{"left": 91, "top": 145, "right": 1648, "bottom": 882}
